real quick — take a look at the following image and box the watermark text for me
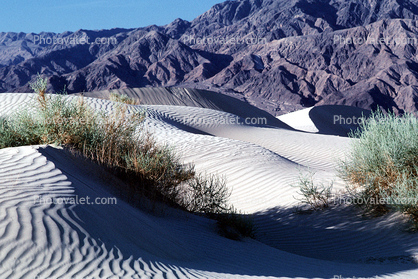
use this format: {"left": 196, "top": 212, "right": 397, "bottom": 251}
{"left": 183, "top": 115, "right": 267, "bottom": 126}
{"left": 334, "top": 34, "right": 418, "bottom": 46}
{"left": 33, "top": 35, "right": 117, "bottom": 46}
{"left": 333, "top": 115, "right": 365, "bottom": 125}
{"left": 34, "top": 195, "right": 117, "bottom": 206}
{"left": 182, "top": 35, "right": 267, "bottom": 46}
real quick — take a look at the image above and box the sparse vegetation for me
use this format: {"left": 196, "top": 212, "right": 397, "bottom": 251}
{"left": 0, "top": 75, "right": 254, "bottom": 238}
{"left": 178, "top": 173, "right": 255, "bottom": 239}
{"left": 339, "top": 109, "right": 418, "bottom": 226}
{"left": 179, "top": 173, "right": 230, "bottom": 213}
{"left": 109, "top": 92, "right": 139, "bottom": 105}
{"left": 293, "top": 170, "right": 333, "bottom": 210}
{"left": 29, "top": 73, "right": 48, "bottom": 106}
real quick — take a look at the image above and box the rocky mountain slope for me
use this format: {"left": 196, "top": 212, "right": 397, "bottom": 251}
{"left": 2, "top": 0, "right": 418, "bottom": 114}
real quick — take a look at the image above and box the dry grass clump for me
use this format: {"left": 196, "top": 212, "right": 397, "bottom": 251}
{"left": 109, "top": 92, "right": 140, "bottom": 105}
{"left": 339, "top": 109, "right": 418, "bottom": 226}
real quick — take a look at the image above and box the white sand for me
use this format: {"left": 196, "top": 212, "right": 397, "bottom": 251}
{"left": 278, "top": 105, "right": 372, "bottom": 136}
{"left": 0, "top": 93, "right": 417, "bottom": 278}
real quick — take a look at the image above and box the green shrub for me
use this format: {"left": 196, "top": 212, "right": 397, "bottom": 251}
{"left": 339, "top": 109, "right": 418, "bottom": 223}
{"left": 293, "top": 170, "right": 333, "bottom": 210}
{"left": 29, "top": 73, "right": 48, "bottom": 96}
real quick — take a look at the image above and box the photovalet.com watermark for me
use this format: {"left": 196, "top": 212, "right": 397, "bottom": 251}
{"left": 333, "top": 195, "right": 418, "bottom": 206}
{"left": 182, "top": 34, "right": 267, "bottom": 46}
{"left": 183, "top": 115, "right": 268, "bottom": 125}
{"left": 33, "top": 195, "right": 117, "bottom": 206}
{"left": 33, "top": 35, "right": 118, "bottom": 46}
{"left": 333, "top": 115, "right": 366, "bottom": 125}
{"left": 334, "top": 34, "right": 418, "bottom": 46}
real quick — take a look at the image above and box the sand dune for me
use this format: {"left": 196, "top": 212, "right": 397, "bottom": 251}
{"left": 279, "top": 105, "right": 372, "bottom": 137}
{"left": 0, "top": 93, "right": 417, "bottom": 278}
{"left": 84, "top": 87, "right": 290, "bottom": 129}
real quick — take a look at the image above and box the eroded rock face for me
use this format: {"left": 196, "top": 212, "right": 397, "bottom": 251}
{"left": 2, "top": 0, "right": 418, "bottom": 115}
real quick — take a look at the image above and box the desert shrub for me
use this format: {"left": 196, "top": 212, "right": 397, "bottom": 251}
{"left": 0, "top": 76, "right": 256, "bottom": 238}
{"left": 181, "top": 174, "right": 255, "bottom": 239}
{"left": 109, "top": 92, "right": 139, "bottom": 105}
{"left": 339, "top": 109, "right": 418, "bottom": 223}
{"left": 0, "top": 92, "right": 197, "bottom": 206}
{"left": 29, "top": 73, "right": 48, "bottom": 96}
{"left": 0, "top": 76, "right": 236, "bottom": 220}
{"left": 293, "top": 171, "right": 333, "bottom": 210}
{"left": 178, "top": 173, "right": 229, "bottom": 213}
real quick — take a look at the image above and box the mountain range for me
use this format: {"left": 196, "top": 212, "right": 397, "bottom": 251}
{"left": 2, "top": 0, "right": 418, "bottom": 115}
